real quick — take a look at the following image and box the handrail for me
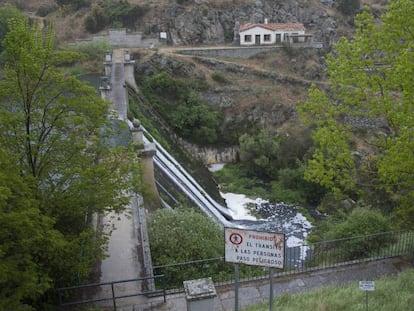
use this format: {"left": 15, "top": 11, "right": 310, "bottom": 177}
{"left": 57, "top": 274, "right": 166, "bottom": 310}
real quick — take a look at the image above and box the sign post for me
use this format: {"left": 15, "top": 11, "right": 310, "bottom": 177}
{"left": 359, "top": 281, "right": 375, "bottom": 311}
{"left": 225, "top": 228, "right": 285, "bottom": 311}
{"left": 234, "top": 264, "right": 239, "bottom": 311}
{"left": 269, "top": 268, "right": 274, "bottom": 311}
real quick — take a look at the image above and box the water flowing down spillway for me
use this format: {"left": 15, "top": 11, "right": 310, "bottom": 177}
{"left": 143, "top": 130, "right": 312, "bottom": 266}
{"left": 221, "top": 192, "right": 312, "bottom": 267}
{"left": 143, "top": 131, "right": 233, "bottom": 226}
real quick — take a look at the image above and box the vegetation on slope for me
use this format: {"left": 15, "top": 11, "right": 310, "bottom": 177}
{"left": 299, "top": 0, "right": 414, "bottom": 228}
{"left": 243, "top": 268, "right": 414, "bottom": 311}
{"left": 141, "top": 0, "right": 414, "bottom": 243}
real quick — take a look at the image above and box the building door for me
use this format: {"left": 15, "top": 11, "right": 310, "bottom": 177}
{"left": 276, "top": 34, "right": 281, "bottom": 43}
{"left": 292, "top": 33, "right": 299, "bottom": 43}
{"left": 255, "top": 35, "right": 260, "bottom": 45}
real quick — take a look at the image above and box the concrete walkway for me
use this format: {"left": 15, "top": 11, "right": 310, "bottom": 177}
{"left": 129, "top": 257, "right": 412, "bottom": 311}
{"left": 109, "top": 50, "right": 128, "bottom": 120}
{"left": 94, "top": 49, "right": 149, "bottom": 309}
{"left": 95, "top": 198, "right": 149, "bottom": 309}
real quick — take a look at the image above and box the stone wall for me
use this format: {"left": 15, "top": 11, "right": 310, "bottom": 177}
{"left": 179, "top": 138, "right": 239, "bottom": 165}
{"left": 92, "top": 28, "right": 160, "bottom": 48}
{"left": 177, "top": 43, "right": 322, "bottom": 59}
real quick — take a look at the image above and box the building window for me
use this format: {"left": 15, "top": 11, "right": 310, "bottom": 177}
{"left": 264, "top": 34, "right": 271, "bottom": 42}
{"left": 244, "top": 35, "right": 252, "bottom": 42}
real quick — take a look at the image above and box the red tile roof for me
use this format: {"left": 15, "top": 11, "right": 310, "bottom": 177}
{"left": 239, "top": 22, "right": 305, "bottom": 32}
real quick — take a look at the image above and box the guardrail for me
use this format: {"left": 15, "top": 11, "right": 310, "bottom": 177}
{"left": 57, "top": 275, "right": 166, "bottom": 310}
{"left": 153, "top": 230, "right": 414, "bottom": 293}
{"left": 57, "top": 230, "right": 413, "bottom": 307}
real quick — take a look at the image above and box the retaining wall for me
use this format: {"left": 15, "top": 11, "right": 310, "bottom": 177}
{"left": 176, "top": 42, "right": 323, "bottom": 59}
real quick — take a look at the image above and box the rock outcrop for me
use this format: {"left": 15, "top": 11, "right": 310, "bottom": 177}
{"left": 143, "top": 0, "right": 347, "bottom": 48}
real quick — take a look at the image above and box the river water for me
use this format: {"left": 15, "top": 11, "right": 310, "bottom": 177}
{"left": 209, "top": 164, "right": 312, "bottom": 267}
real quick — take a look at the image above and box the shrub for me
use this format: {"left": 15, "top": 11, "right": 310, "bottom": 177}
{"left": 142, "top": 72, "right": 223, "bottom": 146}
{"left": 326, "top": 207, "right": 391, "bottom": 239}
{"left": 309, "top": 207, "right": 393, "bottom": 261}
{"left": 72, "top": 39, "right": 111, "bottom": 61}
{"left": 56, "top": 0, "right": 91, "bottom": 11}
{"left": 176, "top": 0, "right": 191, "bottom": 4}
{"left": 239, "top": 130, "right": 281, "bottom": 179}
{"left": 36, "top": 4, "right": 58, "bottom": 17}
{"left": 211, "top": 72, "right": 229, "bottom": 84}
{"left": 84, "top": 4, "right": 107, "bottom": 33}
{"left": 148, "top": 207, "right": 224, "bottom": 287}
{"left": 336, "top": 0, "right": 360, "bottom": 16}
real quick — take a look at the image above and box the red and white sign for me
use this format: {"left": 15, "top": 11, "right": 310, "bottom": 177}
{"left": 224, "top": 228, "right": 285, "bottom": 268}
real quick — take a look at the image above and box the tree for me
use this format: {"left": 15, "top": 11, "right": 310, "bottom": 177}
{"left": 84, "top": 4, "right": 107, "bottom": 33}
{"left": 239, "top": 129, "right": 281, "bottom": 179}
{"left": 171, "top": 90, "right": 221, "bottom": 145}
{"left": 0, "top": 4, "right": 21, "bottom": 54}
{"left": 0, "top": 17, "right": 141, "bottom": 307}
{"left": 299, "top": 0, "right": 414, "bottom": 226}
{"left": 0, "top": 148, "right": 66, "bottom": 311}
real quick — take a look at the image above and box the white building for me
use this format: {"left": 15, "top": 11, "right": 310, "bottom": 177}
{"left": 239, "top": 21, "right": 309, "bottom": 46}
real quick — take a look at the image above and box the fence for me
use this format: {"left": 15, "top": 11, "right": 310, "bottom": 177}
{"left": 153, "top": 230, "right": 414, "bottom": 293}
{"left": 57, "top": 275, "right": 166, "bottom": 310}
{"left": 57, "top": 230, "right": 413, "bottom": 307}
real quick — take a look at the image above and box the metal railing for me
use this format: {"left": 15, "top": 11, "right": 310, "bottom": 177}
{"left": 57, "top": 230, "right": 413, "bottom": 307}
{"left": 153, "top": 230, "right": 414, "bottom": 293}
{"left": 57, "top": 275, "right": 166, "bottom": 310}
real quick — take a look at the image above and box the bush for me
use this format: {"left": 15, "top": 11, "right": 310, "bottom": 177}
{"left": 84, "top": 4, "right": 107, "bottom": 33}
{"left": 326, "top": 207, "right": 391, "bottom": 239}
{"left": 72, "top": 39, "right": 111, "bottom": 61}
{"left": 148, "top": 207, "right": 224, "bottom": 287}
{"left": 336, "top": 0, "right": 360, "bottom": 16}
{"left": 142, "top": 72, "right": 223, "bottom": 146}
{"left": 171, "top": 91, "right": 221, "bottom": 144}
{"left": 36, "top": 4, "right": 58, "bottom": 17}
{"left": 213, "top": 163, "right": 268, "bottom": 197}
{"left": 309, "top": 207, "right": 393, "bottom": 261}
{"left": 149, "top": 207, "right": 223, "bottom": 263}
{"left": 176, "top": 0, "right": 191, "bottom": 4}
{"left": 271, "top": 180, "right": 304, "bottom": 205}
{"left": 211, "top": 72, "right": 229, "bottom": 84}
{"left": 84, "top": 2, "right": 149, "bottom": 33}
{"left": 239, "top": 130, "right": 281, "bottom": 179}
{"left": 56, "top": 0, "right": 91, "bottom": 11}
{"left": 272, "top": 165, "right": 326, "bottom": 206}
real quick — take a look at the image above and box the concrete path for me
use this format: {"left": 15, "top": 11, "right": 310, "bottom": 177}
{"left": 95, "top": 198, "right": 149, "bottom": 309}
{"left": 130, "top": 257, "right": 412, "bottom": 311}
{"left": 94, "top": 49, "right": 148, "bottom": 309}
{"left": 109, "top": 50, "right": 128, "bottom": 120}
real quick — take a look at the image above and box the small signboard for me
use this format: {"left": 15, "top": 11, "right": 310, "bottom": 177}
{"left": 224, "top": 228, "right": 285, "bottom": 269}
{"left": 359, "top": 281, "right": 375, "bottom": 291}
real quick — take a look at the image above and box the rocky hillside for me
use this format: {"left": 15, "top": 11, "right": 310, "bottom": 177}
{"left": 5, "top": 0, "right": 388, "bottom": 147}
{"left": 134, "top": 46, "right": 325, "bottom": 135}
{"left": 7, "top": 0, "right": 387, "bottom": 47}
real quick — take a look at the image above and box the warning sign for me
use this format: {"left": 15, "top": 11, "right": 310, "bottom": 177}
{"left": 224, "top": 228, "right": 285, "bottom": 268}
{"left": 359, "top": 281, "right": 375, "bottom": 291}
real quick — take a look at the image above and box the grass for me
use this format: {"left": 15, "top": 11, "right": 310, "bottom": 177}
{"left": 242, "top": 268, "right": 414, "bottom": 311}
